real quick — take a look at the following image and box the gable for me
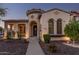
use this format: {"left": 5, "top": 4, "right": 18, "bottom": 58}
{"left": 44, "top": 8, "right": 71, "bottom": 15}
{"left": 40, "top": 8, "right": 71, "bottom": 25}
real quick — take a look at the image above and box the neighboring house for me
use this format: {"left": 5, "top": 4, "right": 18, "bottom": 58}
{"left": 2, "top": 8, "right": 79, "bottom": 42}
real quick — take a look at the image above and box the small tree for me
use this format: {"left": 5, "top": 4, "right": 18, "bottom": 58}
{"left": 64, "top": 20, "right": 79, "bottom": 44}
{"left": 0, "top": 27, "right": 3, "bottom": 32}
{"left": 0, "top": 8, "right": 7, "bottom": 17}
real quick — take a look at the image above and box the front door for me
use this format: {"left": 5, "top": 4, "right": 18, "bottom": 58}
{"left": 33, "top": 25, "right": 37, "bottom": 36}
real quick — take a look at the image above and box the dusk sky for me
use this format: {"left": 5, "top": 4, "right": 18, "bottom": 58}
{"left": 1, "top": 3, "right": 79, "bottom": 19}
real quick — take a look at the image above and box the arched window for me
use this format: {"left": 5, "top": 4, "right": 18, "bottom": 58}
{"left": 48, "top": 19, "right": 54, "bottom": 34}
{"left": 57, "top": 18, "right": 62, "bottom": 34}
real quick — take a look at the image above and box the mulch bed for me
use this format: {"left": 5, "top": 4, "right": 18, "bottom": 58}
{"left": 39, "top": 40, "right": 79, "bottom": 55}
{"left": 0, "top": 39, "right": 29, "bottom": 55}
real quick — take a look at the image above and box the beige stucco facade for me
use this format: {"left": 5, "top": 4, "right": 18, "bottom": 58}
{"left": 3, "top": 8, "right": 76, "bottom": 42}
{"left": 40, "top": 9, "right": 72, "bottom": 41}
{"left": 28, "top": 13, "right": 41, "bottom": 38}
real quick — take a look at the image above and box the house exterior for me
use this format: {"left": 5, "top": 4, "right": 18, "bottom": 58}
{"left": 3, "top": 8, "right": 79, "bottom": 42}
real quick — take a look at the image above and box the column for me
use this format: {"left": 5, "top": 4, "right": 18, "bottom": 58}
{"left": 3, "top": 29, "right": 7, "bottom": 39}
{"left": 14, "top": 24, "right": 18, "bottom": 39}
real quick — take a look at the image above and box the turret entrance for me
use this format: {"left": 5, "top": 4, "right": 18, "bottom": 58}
{"left": 30, "top": 21, "right": 37, "bottom": 37}
{"left": 32, "top": 25, "right": 37, "bottom": 36}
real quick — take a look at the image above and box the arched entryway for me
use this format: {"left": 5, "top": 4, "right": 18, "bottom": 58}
{"left": 30, "top": 21, "right": 37, "bottom": 37}
{"left": 32, "top": 25, "right": 37, "bottom": 36}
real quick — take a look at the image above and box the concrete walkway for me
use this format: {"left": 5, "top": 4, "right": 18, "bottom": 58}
{"left": 26, "top": 37, "right": 44, "bottom": 55}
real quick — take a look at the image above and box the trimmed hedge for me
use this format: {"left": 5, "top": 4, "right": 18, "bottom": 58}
{"left": 43, "top": 34, "right": 50, "bottom": 43}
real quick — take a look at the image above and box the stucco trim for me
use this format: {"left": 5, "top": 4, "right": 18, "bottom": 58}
{"left": 44, "top": 8, "right": 71, "bottom": 14}
{"left": 2, "top": 19, "right": 28, "bottom": 22}
{"left": 50, "top": 34, "right": 65, "bottom": 37}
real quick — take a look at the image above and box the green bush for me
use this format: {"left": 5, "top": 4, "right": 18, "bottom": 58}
{"left": 43, "top": 34, "right": 50, "bottom": 43}
{"left": 0, "top": 27, "right": 3, "bottom": 32}
{"left": 64, "top": 20, "right": 79, "bottom": 44}
{"left": 7, "top": 31, "right": 15, "bottom": 39}
{"left": 7, "top": 31, "right": 12, "bottom": 39}
{"left": 17, "top": 32, "right": 22, "bottom": 39}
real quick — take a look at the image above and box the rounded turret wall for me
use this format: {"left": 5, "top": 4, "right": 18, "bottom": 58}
{"left": 26, "top": 8, "right": 45, "bottom": 16}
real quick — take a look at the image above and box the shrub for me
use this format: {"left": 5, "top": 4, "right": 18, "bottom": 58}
{"left": 7, "top": 30, "right": 15, "bottom": 39}
{"left": 17, "top": 32, "right": 22, "bottom": 39}
{"left": 7, "top": 31, "right": 11, "bottom": 39}
{"left": 43, "top": 34, "right": 50, "bottom": 43}
{"left": 64, "top": 20, "right": 79, "bottom": 44}
{"left": 48, "top": 44, "right": 57, "bottom": 53}
{"left": 0, "top": 27, "right": 3, "bottom": 32}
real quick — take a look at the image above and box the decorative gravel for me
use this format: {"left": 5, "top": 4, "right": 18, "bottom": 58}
{"left": 39, "top": 41, "right": 79, "bottom": 55}
{"left": 0, "top": 40, "right": 29, "bottom": 55}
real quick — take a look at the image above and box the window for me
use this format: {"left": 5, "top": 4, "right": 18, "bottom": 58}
{"left": 48, "top": 19, "right": 54, "bottom": 34}
{"left": 57, "top": 18, "right": 62, "bottom": 34}
{"left": 18, "top": 24, "right": 26, "bottom": 37}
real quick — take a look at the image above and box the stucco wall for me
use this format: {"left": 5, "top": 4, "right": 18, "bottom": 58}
{"left": 40, "top": 10, "right": 72, "bottom": 41}
{"left": 28, "top": 13, "right": 40, "bottom": 38}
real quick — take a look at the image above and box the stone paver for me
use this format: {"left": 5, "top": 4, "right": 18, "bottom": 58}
{"left": 26, "top": 37, "right": 44, "bottom": 55}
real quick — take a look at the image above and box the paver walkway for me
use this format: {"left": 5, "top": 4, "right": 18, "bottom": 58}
{"left": 26, "top": 37, "right": 44, "bottom": 55}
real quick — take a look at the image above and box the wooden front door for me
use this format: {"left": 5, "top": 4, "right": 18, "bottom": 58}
{"left": 18, "top": 24, "right": 26, "bottom": 37}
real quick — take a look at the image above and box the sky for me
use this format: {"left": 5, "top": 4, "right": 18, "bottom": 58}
{"left": 1, "top": 3, "right": 79, "bottom": 20}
